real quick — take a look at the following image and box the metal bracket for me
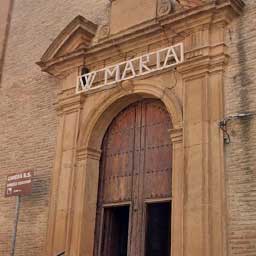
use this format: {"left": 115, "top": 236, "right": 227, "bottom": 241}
{"left": 218, "top": 112, "right": 255, "bottom": 144}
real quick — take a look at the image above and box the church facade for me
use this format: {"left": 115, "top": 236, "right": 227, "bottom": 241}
{"left": 0, "top": 1, "right": 255, "bottom": 256}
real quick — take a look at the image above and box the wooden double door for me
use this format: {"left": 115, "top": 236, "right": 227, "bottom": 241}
{"left": 94, "top": 99, "right": 172, "bottom": 256}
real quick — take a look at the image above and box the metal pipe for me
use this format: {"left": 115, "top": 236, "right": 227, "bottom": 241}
{"left": 10, "top": 196, "right": 21, "bottom": 256}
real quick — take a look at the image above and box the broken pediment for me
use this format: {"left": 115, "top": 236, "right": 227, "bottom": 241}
{"left": 37, "top": 15, "right": 97, "bottom": 76}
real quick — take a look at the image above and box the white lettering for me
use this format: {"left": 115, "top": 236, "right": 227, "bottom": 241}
{"left": 104, "top": 65, "right": 120, "bottom": 85}
{"left": 18, "top": 180, "right": 31, "bottom": 185}
{"left": 80, "top": 72, "right": 96, "bottom": 90}
{"left": 156, "top": 50, "right": 162, "bottom": 69}
{"left": 178, "top": 43, "right": 184, "bottom": 63}
{"left": 23, "top": 172, "right": 31, "bottom": 178}
{"left": 76, "top": 43, "right": 184, "bottom": 93}
{"left": 121, "top": 60, "right": 136, "bottom": 80}
{"left": 8, "top": 174, "right": 22, "bottom": 181}
{"left": 7, "top": 182, "right": 18, "bottom": 188}
{"left": 139, "top": 55, "right": 152, "bottom": 75}
{"left": 163, "top": 47, "right": 180, "bottom": 68}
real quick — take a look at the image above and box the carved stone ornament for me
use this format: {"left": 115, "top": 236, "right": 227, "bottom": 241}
{"left": 157, "top": 0, "right": 172, "bottom": 16}
{"left": 99, "top": 24, "right": 110, "bottom": 39}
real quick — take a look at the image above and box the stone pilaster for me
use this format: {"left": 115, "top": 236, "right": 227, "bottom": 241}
{"left": 170, "top": 127, "right": 184, "bottom": 256}
{"left": 47, "top": 92, "right": 85, "bottom": 256}
{"left": 68, "top": 147, "right": 101, "bottom": 256}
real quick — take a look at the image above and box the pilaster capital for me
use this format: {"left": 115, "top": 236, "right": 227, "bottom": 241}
{"left": 169, "top": 127, "right": 183, "bottom": 144}
{"left": 77, "top": 147, "right": 101, "bottom": 161}
{"left": 55, "top": 92, "right": 86, "bottom": 115}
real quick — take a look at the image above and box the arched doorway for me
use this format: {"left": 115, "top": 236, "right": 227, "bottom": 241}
{"left": 94, "top": 98, "right": 172, "bottom": 256}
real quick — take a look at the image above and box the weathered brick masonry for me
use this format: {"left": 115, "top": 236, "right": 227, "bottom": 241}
{"left": 0, "top": 1, "right": 108, "bottom": 255}
{"left": 0, "top": 0, "right": 13, "bottom": 83}
{"left": 225, "top": 0, "right": 256, "bottom": 255}
{"left": 0, "top": 0, "right": 256, "bottom": 256}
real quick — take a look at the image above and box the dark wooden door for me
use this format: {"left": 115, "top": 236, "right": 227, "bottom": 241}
{"left": 94, "top": 99, "right": 172, "bottom": 256}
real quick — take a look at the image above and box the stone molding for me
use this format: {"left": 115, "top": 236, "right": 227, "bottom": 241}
{"left": 98, "top": 24, "right": 110, "bottom": 40}
{"left": 37, "top": 15, "right": 97, "bottom": 76}
{"left": 37, "top": 0, "right": 244, "bottom": 79}
{"left": 76, "top": 147, "right": 101, "bottom": 161}
{"left": 55, "top": 92, "right": 86, "bottom": 115}
{"left": 169, "top": 127, "right": 183, "bottom": 144}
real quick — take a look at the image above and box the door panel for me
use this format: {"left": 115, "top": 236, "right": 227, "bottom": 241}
{"left": 94, "top": 99, "right": 172, "bottom": 256}
{"left": 102, "top": 104, "right": 136, "bottom": 204}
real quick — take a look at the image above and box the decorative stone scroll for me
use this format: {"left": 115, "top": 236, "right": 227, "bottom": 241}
{"left": 98, "top": 24, "right": 110, "bottom": 40}
{"left": 157, "top": 0, "right": 173, "bottom": 16}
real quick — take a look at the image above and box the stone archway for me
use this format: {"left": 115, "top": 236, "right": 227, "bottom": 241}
{"left": 68, "top": 84, "right": 183, "bottom": 256}
{"left": 37, "top": 2, "right": 243, "bottom": 255}
{"left": 79, "top": 82, "right": 183, "bottom": 151}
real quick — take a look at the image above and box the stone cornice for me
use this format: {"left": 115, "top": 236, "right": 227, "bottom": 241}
{"left": 37, "top": 0, "right": 244, "bottom": 78}
{"left": 217, "top": 0, "right": 245, "bottom": 15}
{"left": 92, "top": 0, "right": 243, "bottom": 50}
{"left": 178, "top": 51, "right": 229, "bottom": 76}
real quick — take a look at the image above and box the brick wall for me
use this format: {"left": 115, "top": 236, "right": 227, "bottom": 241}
{"left": 225, "top": 0, "right": 256, "bottom": 255}
{"left": 0, "top": 0, "right": 13, "bottom": 83}
{"left": 1, "top": 1, "right": 256, "bottom": 256}
{"left": 0, "top": 1, "right": 109, "bottom": 255}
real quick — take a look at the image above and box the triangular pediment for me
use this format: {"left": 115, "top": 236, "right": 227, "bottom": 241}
{"left": 40, "top": 15, "right": 98, "bottom": 63}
